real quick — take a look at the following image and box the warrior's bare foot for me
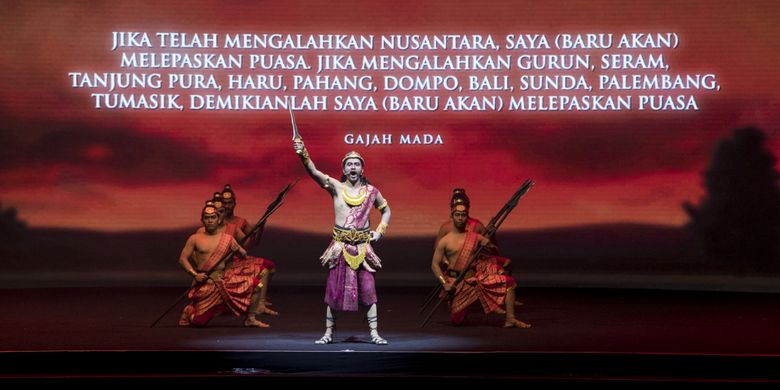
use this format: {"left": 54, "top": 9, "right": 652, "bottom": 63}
{"left": 258, "top": 305, "right": 279, "bottom": 316}
{"left": 178, "top": 306, "right": 194, "bottom": 326}
{"left": 503, "top": 318, "right": 531, "bottom": 328}
{"left": 244, "top": 316, "right": 270, "bottom": 328}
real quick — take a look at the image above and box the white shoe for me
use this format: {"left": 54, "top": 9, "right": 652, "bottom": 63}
{"left": 370, "top": 333, "right": 388, "bottom": 345}
{"left": 315, "top": 334, "right": 333, "bottom": 344}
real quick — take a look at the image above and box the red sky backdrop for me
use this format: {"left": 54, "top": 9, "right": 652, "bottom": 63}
{"left": 1, "top": 0, "right": 778, "bottom": 234}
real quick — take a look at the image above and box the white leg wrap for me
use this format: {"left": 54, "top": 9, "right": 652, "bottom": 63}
{"left": 366, "top": 304, "right": 387, "bottom": 345}
{"left": 315, "top": 306, "right": 335, "bottom": 344}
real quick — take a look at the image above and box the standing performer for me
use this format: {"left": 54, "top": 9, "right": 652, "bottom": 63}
{"left": 293, "top": 137, "right": 391, "bottom": 345}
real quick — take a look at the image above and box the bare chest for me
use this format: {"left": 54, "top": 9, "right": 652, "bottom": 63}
{"left": 444, "top": 235, "right": 467, "bottom": 259}
{"left": 193, "top": 234, "right": 222, "bottom": 259}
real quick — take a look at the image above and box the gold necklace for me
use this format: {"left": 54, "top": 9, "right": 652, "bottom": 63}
{"left": 342, "top": 186, "right": 367, "bottom": 206}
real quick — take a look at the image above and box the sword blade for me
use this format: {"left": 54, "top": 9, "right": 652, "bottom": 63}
{"left": 289, "top": 108, "right": 301, "bottom": 141}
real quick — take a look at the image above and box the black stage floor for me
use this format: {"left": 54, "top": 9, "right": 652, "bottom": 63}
{"left": 1, "top": 286, "right": 779, "bottom": 382}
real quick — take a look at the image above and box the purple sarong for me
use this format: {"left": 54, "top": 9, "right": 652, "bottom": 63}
{"left": 320, "top": 184, "right": 383, "bottom": 311}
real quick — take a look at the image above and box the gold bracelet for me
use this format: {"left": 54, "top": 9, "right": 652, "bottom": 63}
{"left": 376, "top": 222, "right": 388, "bottom": 236}
{"left": 438, "top": 275, "right": 446, "bottom": 285}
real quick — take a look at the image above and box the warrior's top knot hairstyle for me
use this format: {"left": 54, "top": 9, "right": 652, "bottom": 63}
{"left": 221, "top": 184, "right": 234, "bottom": 200}
{"left": 451, "top": 188, "right": 470, "bottom": 212}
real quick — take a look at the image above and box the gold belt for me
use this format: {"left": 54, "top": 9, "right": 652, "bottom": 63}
{"left": 332, "top": 226, "right": 371, "bottom": 245}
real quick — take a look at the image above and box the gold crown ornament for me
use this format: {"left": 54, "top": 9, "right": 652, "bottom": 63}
{"left": 341, "top": 151, "right": 365, "bottom": 167}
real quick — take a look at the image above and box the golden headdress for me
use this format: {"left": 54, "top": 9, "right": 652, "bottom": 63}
{"left": 341, "top": 151, "right": 365, "bottom": 167}
{"left": 212, "top": 192, "right": 224, "bottom": 208}
{"left": 221, "top": 184, "right": 234, "bottom": 200}
{"left": 202, "top": 200, "right": 218, "bottom": 216}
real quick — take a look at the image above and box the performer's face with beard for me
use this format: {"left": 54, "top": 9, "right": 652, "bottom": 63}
{"left": 222, "top": 197, "right": 235, "bottom": 215}
{"left": 452, "top": 210, "right": 469, "bottom": 231}
{"left": 343, "top": 158, "right": 364, "bottom": 184}
{"left": 202, "top": 213, "right": 220, "bottom": 233}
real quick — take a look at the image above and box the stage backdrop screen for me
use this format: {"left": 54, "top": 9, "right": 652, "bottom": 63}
{"left": 2, "top": 0, "right": 778, "bottom": 285}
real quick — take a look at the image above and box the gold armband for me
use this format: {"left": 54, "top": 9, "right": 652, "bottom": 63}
{"left": 375, "top": 200, "right": 388, "bottom": 211}
{"left": 438, "top": 275, "right": 446, "bottom": 285}
{"left": 376, "top": 222, "right": 388, "bottom": 236}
